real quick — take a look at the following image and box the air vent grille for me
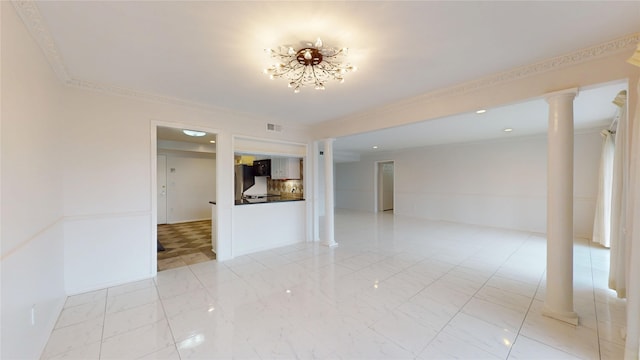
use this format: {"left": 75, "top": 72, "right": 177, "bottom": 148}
{"left": 266, "top": 123, "right": 283, "bottom": 132}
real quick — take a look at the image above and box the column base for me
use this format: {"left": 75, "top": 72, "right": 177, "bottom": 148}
{"left": 542, "top": 305, "right": 579, "bottom": 326}
{"left": 321, "top": 241, "right": 339, "bottom": 248}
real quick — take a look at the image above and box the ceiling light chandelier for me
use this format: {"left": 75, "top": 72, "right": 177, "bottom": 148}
{"left": 264, "top": 38, "right": 357, "bottom": 93}
{"left": 183, "top": 129, "right": 206, "bottom": 137}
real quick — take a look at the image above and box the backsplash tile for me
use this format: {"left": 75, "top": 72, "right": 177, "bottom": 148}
{"left": 268, "top": 179, "right": 303, "bottom": 197}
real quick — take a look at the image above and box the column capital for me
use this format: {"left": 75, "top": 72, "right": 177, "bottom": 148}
{"left": 544, "top": 88, "right": 579, "bottom": 103}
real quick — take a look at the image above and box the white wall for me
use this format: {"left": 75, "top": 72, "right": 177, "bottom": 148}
{"left": 335, "top": 158, "right": 374, "bottom": 212}
{"left": 2, "top": 1, "right": 312, "bottom": 318}
{"left": 1, "top": 3, "right": 67, "bottom": 358}
{"left": 60, "top": 87, "right": 311, "bottom": 293}
{"left": 232, "top": 201, "right": 306, "bottom": 256}
{"left": 336, "top": 130, "right": 602, "bottom": 238}
{"left": 158, "top": 150, "right": 216, "bottom": 223}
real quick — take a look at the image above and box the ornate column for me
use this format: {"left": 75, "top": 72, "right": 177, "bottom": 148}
{"left": 543, "top": 88, "right": 579, "bottom": 325}
{"left": 323, "top": 138, "right": 337, "bottom": 247}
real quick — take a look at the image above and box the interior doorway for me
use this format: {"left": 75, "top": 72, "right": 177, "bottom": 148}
{"left": 153, "top": 124, "right": 218, "bottom": 271}
{"left": 376, "top": 161, "right": 395, "bottom": 212}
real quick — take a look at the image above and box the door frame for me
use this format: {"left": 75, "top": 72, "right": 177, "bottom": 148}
{"left": 150, "top": 121, "right": 220, "bottom": 275}
{"left": 374, "top": 160, "right": 395, "bottom": 213}
{"left": 157, "top": 154, "right": 168, "bottom": 224}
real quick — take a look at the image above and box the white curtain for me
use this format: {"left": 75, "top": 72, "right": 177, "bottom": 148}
{"left": 609, "top": 90, "right": 629, "bottom": 297}
{"left": 593, "top": 129, "right": 615, "bottom": 247}
{"left": 623, "top": 78, "right": 640, "bottom": 360}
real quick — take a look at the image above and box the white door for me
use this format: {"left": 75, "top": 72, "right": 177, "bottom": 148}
{"left": 382, "top": 162, "right": 394, "bottom": 211}
{"left": 157, "top": 155, "right": 168, "bottom": 224}
{"left": 377, "top": 161, "right": 394, "bottom": 212}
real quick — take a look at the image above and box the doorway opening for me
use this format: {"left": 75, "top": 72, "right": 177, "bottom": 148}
{"left": 154, "top": 125, "right": 218, "bottom": 271}
{"left": 376, "top": 161, "right": 395, "bottom": 213}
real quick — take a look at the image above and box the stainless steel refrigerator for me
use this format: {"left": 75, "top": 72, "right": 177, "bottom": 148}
{"left": 234, "top": 164, "right": 255, "bottom": 202}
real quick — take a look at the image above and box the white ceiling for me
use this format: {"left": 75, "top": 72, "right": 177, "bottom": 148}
{"left": 334, "top": 81, "right": 627, "bottom": 157}
{"left": 28, "top": 1, "right": 640, "bottom": 154}
{"left": 157, "top": 126, "right": 217, "bottom": 145}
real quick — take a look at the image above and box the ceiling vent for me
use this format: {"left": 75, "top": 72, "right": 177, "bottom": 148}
{"left": 266, "top": 123, "right": 283, "bottom": 132}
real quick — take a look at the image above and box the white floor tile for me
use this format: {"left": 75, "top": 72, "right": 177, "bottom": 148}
{"left": 441, "top": 312, "right": 517, "bottom": 358}
{"left": 160, "top": 287, "right": 217, "bottom": 318}
{"left": 193, "top": 267, "right": 242, "bottom": 288}
{"left": 187, "top": 259, "right": 227, "bottom": 275}
{"left": 107, "top": 279, "right": 155, "bottom": 298}
{"left": 63, "top": 289, "right": 107, "bottom": 308}
{"left": 43, "top": 341, "right": 101, "bottom": 360}
{"left": 484, "top": 275, "right": 539, "bottom": 298}
{"left": 137, "top": 345, "right": 181, "bottom": 360}
{"left": 99, "top": 319, "right": 173, "bottom": 359}
{"left": 39, "top": 210, "right": 626, "bottom": 360}
{"left": 462, "top": 297, "right": 528, "bottom": 333}
{"left": 333, "top": 327, "right": 415, "bottom": 359}
{"left": 398, "top": 294, "right": 459, "bottom": 332}
{"left": 155, "top": 276, "right": 203, "bottom": 300}
{"left": 166, "top": 304, "right": 231, "bottom": 343}
{"left": 41, "top": 317, "right": 103, "bottom": 359}
{"left": 418, "top": 330, "right": 502, "bottom": 359}
{"left": 55, "top": 298, "right": 105, "bottom": 329}
{"left": 474, "top": 284, "right": 534, "bottom": 312}
{"left": 600, "top": 339, "right": 626, "bottom": 360}
{"left": 597, "top": 320, "right": 627, "bottom": 346}
{"left": 420, "top": 279, "right": 473, "bottom": 308}
{"left": 508, "top": 335, "right": 582, "bottom": 359}
{"left": 371, "top": 309, "right": 439, "bottom": 355}
{"left": 519, "top": 300, "right": 600, "bottom": 359}
{"left": 102, "top": 300, "right": 165, "bottom": 339}
{"left": 105, "top": 286, "right": 159, "bottom": 314}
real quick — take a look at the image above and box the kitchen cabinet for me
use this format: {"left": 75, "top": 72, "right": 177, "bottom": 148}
{"left": 235, "top": 155, "right": 255, "bottom": 165}
{"left": 271, "top": 157, "right": 300, "bottom": 179}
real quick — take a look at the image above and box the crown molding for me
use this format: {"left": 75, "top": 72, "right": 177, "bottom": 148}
{"left": 11, "top": 0, "right": 284, "bottom": 125}
{"left": 12, "top": 0, "right": 71, "bottom": 81}
{"left": 66, "top": 78, "right": 230, "bottom": 113}
{"left": 12, "top": 0, "right": 638, "bottom": 127}
{"left": 417, "top": 33, "right": 638, "bottom": 103}
{"left": 334, "top": 32, "right": 640, "bottom": 123}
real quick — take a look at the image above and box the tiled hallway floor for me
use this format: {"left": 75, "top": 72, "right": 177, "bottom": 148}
{"left": 42, "top": 210, "right": 626, "bottom": 359}
{"left": 157, "top": 220, "right": 215, "bottom": 271}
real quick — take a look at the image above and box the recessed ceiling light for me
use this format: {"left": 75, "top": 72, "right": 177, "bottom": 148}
{"left": 183, "top": 129, "right": 206, "bottom": 137}
{"left": 476, "top": 109, "right": 487, "bottom": 114}
{"left": 503, "top": 128, "right": 513, "bottom": 132}
{"left": 209, "top": 140, "right": 216, "bottom": 144}
{"left": 372, "top": 146, "right": 378, "bottom": 149}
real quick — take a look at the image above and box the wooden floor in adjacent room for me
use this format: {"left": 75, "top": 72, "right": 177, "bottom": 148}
{"left": 157, "top": 220, "right": 215, "bottom": 271}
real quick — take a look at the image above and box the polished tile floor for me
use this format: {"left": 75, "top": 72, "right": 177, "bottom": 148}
{"left": 157, "top": 220, "right": 215, "bottom": 271}
{"left": 42, "top": 210, "right": 626, "bottom": 359}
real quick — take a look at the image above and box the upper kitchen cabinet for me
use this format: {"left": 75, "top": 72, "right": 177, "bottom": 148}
{"left": 271, "top": 157, "right": 301, "bottom": 180}
{"left": 235, "top": 155, "right": 255, "bottom": 165}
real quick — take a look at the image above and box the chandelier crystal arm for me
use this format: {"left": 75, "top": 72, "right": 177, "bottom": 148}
{"left": 310, "top": 65, "right": 324, "bottom": 90}
{"left": 263, "top": 38, "right": 355, "bottom": 92}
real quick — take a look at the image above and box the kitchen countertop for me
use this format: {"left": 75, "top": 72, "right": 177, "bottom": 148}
{"left": 235, "top": 196, "right": 304, "bottom": 205}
